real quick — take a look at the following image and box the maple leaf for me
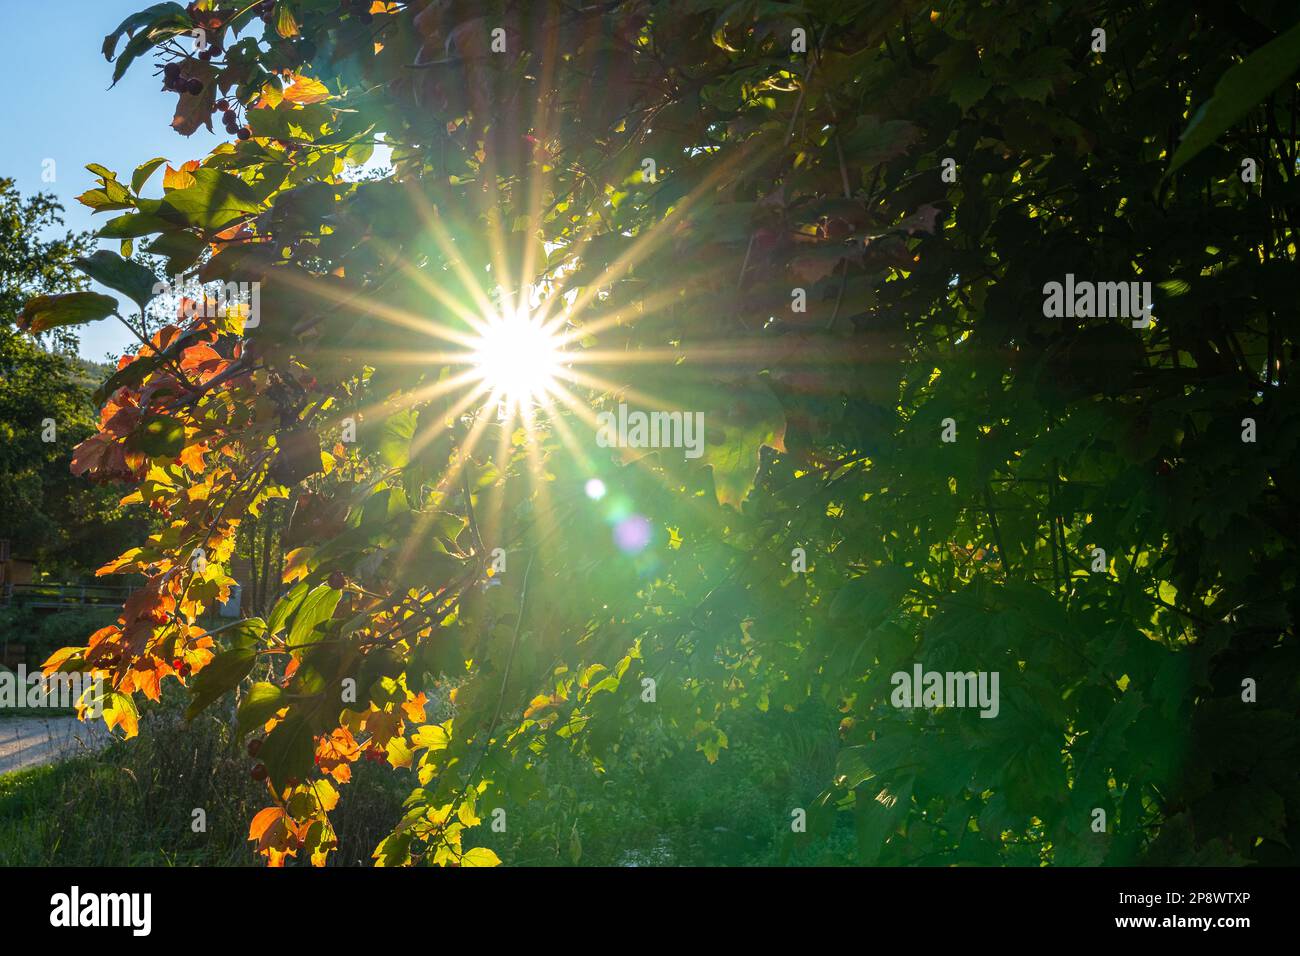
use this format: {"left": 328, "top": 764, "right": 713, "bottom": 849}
{"left": 70, "top": 433, "right": 137, "bottom": 483}
{"left": 42, "top": 646, "right": 86, "bottom": 675}
{"left": 364, "top": 709, "right": 403, "bottom": 749}
{"left": 315, "top": 727, "right": 358, "bottom": 784}
{"left": 401, "top": 693, "right": 428, "bottom": 722}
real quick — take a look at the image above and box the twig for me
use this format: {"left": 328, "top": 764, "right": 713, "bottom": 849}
{"left": 982, "top": 485, "right": 1013, "bottom": 579}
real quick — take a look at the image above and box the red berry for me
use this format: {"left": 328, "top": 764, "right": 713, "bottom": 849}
{"left": 286, "top": 776, "right": 300, "bottom": 787}
{"left": 172, "top": 658, "right": 183, "bottom": 670}
{"left": 251, "top": 764, "right": 268, "bottom": 781}
{"left": 186, "top": 77, "right": 203, "bottom": 95}
{"left": 238, "top": 127, "right": 252, "bottom": 140}
{"left": 327, "top": 570, "right": 347, "bottom": 589}
{"left": 216, "top": 98, "right": 229, "bottom": 111}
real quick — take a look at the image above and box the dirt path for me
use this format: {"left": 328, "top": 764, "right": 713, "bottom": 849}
{"left": 0, "top": 716, "right": 112, "bottom": 776}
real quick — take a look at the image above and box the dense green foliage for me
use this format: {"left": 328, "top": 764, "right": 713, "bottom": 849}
{"left": 25, "top": 0, "right": 1299, "bottom": 866}
{"left": 0, "top": 180, "right": 146, "bottom": 577}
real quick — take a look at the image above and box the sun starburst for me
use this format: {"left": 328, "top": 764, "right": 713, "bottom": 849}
{"left": 468, "top": 306, "right": 564, "bottom": 414}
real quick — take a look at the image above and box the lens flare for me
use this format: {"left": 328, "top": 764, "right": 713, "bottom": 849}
{"left": 613, "top": 514, "right": 653, "bottom": 554}
{"left": 469, "top": 307, "right": 563, "bottom": 411}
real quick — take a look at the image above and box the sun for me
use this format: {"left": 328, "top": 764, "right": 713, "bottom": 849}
{"left": 468, "top": 306, "right": 564, "bottom": 413}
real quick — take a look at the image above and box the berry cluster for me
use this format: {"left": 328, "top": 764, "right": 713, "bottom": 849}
{"left": 248, "top": 738, "right": 269, "bottom": 782}
{"left": 162, "top": 61, "right": 204, "bottom": 96}
{"left": 216, "top": 98, "right": 252, "bottom": 140}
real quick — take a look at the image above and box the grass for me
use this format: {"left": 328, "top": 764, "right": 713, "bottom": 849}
{"left": 0, "top": 694, "right": 409, "bottom": 866}
{"left": 0, "top": 685, "right": 854, "bottom": 866}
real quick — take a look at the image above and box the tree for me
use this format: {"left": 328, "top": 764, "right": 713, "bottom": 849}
{"left": 0, "top": 180, "right": 145, "bottom": 576}
{"left": 27, "top": 0, "right": 1299, "bottom": 866}
{"left": 0, "top": 178, "right": 92, "bottom": 354}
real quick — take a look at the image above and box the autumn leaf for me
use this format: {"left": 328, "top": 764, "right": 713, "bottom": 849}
{"left": 18, "top": 292, "right": 118, "bottom": 333}
{"left": 101, "top": 691, "right": 140, "bottom": 738}
{"left": 163, "top": 159, "right": 200, "bottom": 191}
{"left": 283, "top": 74, "right": 330, "bottom": 105}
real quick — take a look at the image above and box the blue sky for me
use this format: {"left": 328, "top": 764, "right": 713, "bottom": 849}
{"left": 0, "top": 1, "right": 225, "bottom": 361}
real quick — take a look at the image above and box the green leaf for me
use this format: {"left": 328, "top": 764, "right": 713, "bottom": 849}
{"left": 369, "top": 408, "right": 419, "bottom": 469}
{"left": 830, "top": 566, "right": 914, "bottom": 624}
{"left": 86, "top": 163, "right": 119, "bottom": 181}
{"left": 267, "top": 582, "right": 309, "bottom": 636}
{"left": 854, "top": 776, "right": 914, "bottom": 864}
{"left": 131, "top": 157, "right": 170, "bottom": 194}
{"left": 840, "top": 117, "right": 923, "bottom": 167}
{"left": 185, "top": 646, "right": 258, "bottom": 720}
{"left": 128, "top": 415, "right": 186, "bottom": 458}
{"left": 259, "top": 711, "right": 316, "bottom": 788}
{"left": 145, "top": 231, "right": 207, "bottom": 277}
{"left": 17, "top": 292, "right": 118, "bottom": 333}
{"left": 285, "top": 585, "right": 342, "bottom": 652}
{"left": 1167, "top": 19, "right": 1300, "bottom": 177}
{"left": 76, "top": 179, "right": 134, "bottom": 212}
{"left": 74, "top": 250, "right": 159, "bottom": 312}
{"left": 160, "top": 168, "right": 262, "bottom": 232}
{"left": 227, "top": 617, "right": 269, "bottom": 649}
{"left": 111, "top": 24, "right": 170, "bottom": 85}
{"left": 236, "top": 682, "right": 287, "bottom": 738}
{"left": 695, "top": 377, "right": 787, "bottom": 507}
{"left": 103, "top": 3, "right": 185, "bottom": 60}
{"left": 97, "top": 212, "right": 172, "bottom": 240}
{"left": 374, "top": 830, "right": 413, "bottom": 867}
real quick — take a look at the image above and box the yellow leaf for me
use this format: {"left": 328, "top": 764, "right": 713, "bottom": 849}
{"left": 97, "top": 547, "right": 143, "bottom": 576}
{"left": 412, "top": 722, "right": 451, "bottom": 751}
{"left": 282, "top": 547, "right": 312, "bottom": 584}
{"left": 312, "top": 779, "right": 340, "bottom": 812}
{"left": 283, "top": 75, "right": 330, "bottom": 105}
{"left": 523, "top": 694, "right": 555, "bottom": 719}
{"left": 102, "top": 691, "right": 139, "bottom": 738}
{"left": 275, "top": 4, "right": 299, "bottom": 38}
{"left": 460, "top": 847, "right": 501, "bottom": 867}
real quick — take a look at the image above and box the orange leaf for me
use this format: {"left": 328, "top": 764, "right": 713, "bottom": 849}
{"left": 163, "top": 160, "right": 201, "bottom": 191}
{"left": 249, "top": 806, "right": 285, "bottom": 843}
{"left": 523, "top": 694, "right": 559, "bottom": 719}
{"left": 282, "top": 75, "right": 330, "bottom": 105}
{"left": 401, "top": 692, "right": 427, "bottom": 723}
{"left": 97, "top": 548, "right": 144, "bottom": 576}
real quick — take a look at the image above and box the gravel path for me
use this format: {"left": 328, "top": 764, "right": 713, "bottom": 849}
{"left": 0, "top": 716, "right": 112, "bottom": 776}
